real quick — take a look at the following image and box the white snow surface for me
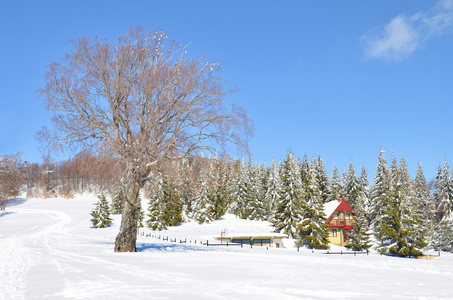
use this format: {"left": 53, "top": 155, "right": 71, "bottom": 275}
{"left": 1, "top": 195, "right": 452, "bottom": 300}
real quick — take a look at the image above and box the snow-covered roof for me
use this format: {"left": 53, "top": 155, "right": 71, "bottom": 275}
{"left": 323, "top": 198, "right": 354, "bottom": 219}
{"left": 323, "top": 200, "right": 341, "bottom": 219}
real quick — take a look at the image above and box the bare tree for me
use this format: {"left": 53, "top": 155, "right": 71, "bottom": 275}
{"left": 38, "top": 27, "right": 253, "bottom": 252}
{"left": 0, "top": 153, "right": 23, "bottom": 209}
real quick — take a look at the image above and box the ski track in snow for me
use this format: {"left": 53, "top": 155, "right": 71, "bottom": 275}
{"left": 0, "top": 207, "right": 72, "bottom": 299}
{"left": 1, "top": 196, "right": 453, "bottom": 299}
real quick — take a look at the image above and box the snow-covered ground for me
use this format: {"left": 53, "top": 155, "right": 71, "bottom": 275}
{"left": 1, "top": 195, "right": 452, "bottom": 299}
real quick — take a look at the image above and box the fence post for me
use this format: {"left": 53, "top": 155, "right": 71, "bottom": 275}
{"left": 227, "top": 242, "right": 229, "bottom": 247}
{"left": 354, "top": 251, "right": 356, "bottom": 256}
{"left": 341, "top": 250, "right": 343, "bottom": 255}
{"left": 297, "top": 246, "right": 299, "bottom": 252}
{"left": 241, "top": 240, "right": 243, "bottom": 248}
{"left": 206, "top": 240, "right": 209, "bottom": 247}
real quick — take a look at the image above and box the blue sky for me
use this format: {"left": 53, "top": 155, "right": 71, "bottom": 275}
{"left": 1, "top": 0, "right": 453, "bottom": 180}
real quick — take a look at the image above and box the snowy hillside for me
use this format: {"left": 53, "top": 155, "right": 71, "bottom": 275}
{"left": 1, "top": 195, "right": 452, "bottom": 299}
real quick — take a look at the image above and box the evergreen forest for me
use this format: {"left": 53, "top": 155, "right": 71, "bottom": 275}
{"left": 1, "top": 147, "right": 453, "bottom": 255}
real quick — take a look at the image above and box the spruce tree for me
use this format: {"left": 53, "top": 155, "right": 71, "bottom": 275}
{"left": 246, "top": 162, "right": 266, "bottom": 220}
{"left": 300, "top": 154, "right": 310, "bottom": 191}
{"left": 191, "top": 168, "right": 213, "bottom": 223}
{"left": 272, "top": 151, "right": 304, "bottom": 238}
{"left": 147, "top": 172, "right": 183, "bottom": 230}
{"left": 312, "top": 156, "right": 331, "bottom": 204}
{"left": 147, "top": 172, "right": 166, "bottom": 230}
{"left": 232, "top": 159, "right": 250, "bottom": 219}
{"left": 209, "top": 156, "right": 231, "bottom": 220}
{"left": 414, "top": 163, "right": 436, "bottom": 244}
{"left": 347, "top": 165, "right": 372, "bottom": 251}
{"left": 266, "top": 159, "right": 282, "bottom": 223}
{"left": 358, "top": 165, "right": 370, "bottom": 212}
{"left": 296, "top": 156, "right": 330, "bottom": 249}
{"left": 111, "top": 185, "right": 124, "bottom": 215}
{"left": 432, "top": 219, "right": 453, "bottom": 252}
{"left": 329, "top": 166, "right": 343, "bottom": 201}
{"left": 90, "top": 193, "right": 113, "bottom": 228}
{"left": 370, "top": 148, "right": 391, "bottom": 235}
{"left": 434, "top": 156, "right": 453, "bottom": 221}
{"left": 376, "top": 155, "right": 426, "bottom": 256}
{"left": 176, "top": 157, "right": 194, "bottom": 217}
{"left": 90, "top": 204, "right": 101, "bottom": 228}
{"left": 342, "top": 160, "right": 360, "bottom": 211}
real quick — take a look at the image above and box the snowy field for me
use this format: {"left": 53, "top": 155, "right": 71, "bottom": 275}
{"left": 1, "top": 195, "right": 452, "bottom": 300}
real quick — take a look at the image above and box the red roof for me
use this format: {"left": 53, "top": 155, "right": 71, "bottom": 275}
{"left": 336, "top": 198, "right": 354, "bottom": 212}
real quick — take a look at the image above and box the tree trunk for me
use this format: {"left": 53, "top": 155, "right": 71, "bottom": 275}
{"left": 114, "top": 167, "right": 143, "bottom": 252}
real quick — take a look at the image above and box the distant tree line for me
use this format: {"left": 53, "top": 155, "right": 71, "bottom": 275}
{"left": 0, "top": 151, "right": 125, "bottom": 200}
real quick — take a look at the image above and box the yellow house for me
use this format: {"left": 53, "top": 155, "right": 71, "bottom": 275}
{"left": 323, "top": 198, "right": 355, "bottom": 246}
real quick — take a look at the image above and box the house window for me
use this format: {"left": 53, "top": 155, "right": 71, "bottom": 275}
{"left": 232, "top": 239, "right": 251, "bottom": 245}
{"left": 252, "top": 239, "right": 270, "bottom": 246}
{"left": 331, "top": 229, "right": 337, "bottom": 237}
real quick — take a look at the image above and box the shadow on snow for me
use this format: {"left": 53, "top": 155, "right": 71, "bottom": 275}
{"left": 5, "top": 198, "right": 28, "bottom": 207}
{"left": 0, "top": 211, "right": 16, "bottom": 218}
{"left": 137, "top": 242, "right": 216, "bottom": 253}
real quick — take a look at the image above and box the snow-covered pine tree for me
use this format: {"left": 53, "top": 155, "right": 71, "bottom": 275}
{"left": 209, "top": 156, "right": 231, "bottom": 221}
{"left": 111, "top": 184, "right": 124, "bottom": 214}
{"left": 90, "top": 193, "right": 113, "bottom": 228}
{"left": 370, "top": 148, "right": 391, "bottom": 234}
{"left": 347, "top": 210, "right": 371, "bottom": 251}
{"left": 414, "top": 163, "right": 436, "bottom": 243}
{"left": 358, "top": 165, "right": 370, "bottom": 212}
{"left": 432, "top": 219, "right": 453, "bottom": 252}
{"left": 232, "top": 159, "right": 250, "bottom": 219}
{"left": 147, "top": 171, "right": 183, "bottom": 230}
{"left": 296, "top": 156, "right": 330, "bottom": 249}
{"left": 246, "top": 162, "right": 267, "bottom": 220}
{"left": 434, "top": 156, "right": 453, "bottom": 222}
{"left": 191, "top": 167, "right": 213, "bottom": 223}
{"left": 376, "top": 155, "right": 426, "bottom": 256}
{"left": 164, "top": 183, "right": 183, "bottom": 227}
{"left": 265, "top": 159, "right": 282, "bottom": 223}
{"left": 328, "top": 166, "right": 343, "bottom": 201}
{"left": 176, "top": 157, "right": 194, "bottom": 217}
{"left": 342, "top": 160, "right": 361, "bottom": 211}
{"left": 272, "top": 151, "right": 304, "bottom": 238}
{"left": 90, "top": 203, "right": 101, "bottom": 228}
{"left": 312, "top": 156, "right": 330, "bottom": 204}
{"left": 347, "top": 165, "right": 372, "bottom": 251}
{"left": 147, "top": 172, "right": 168, "bottom": 230}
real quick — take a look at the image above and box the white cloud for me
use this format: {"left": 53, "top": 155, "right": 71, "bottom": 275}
{"left": 363, "top": 0, "right": 453, "bottom": 61}
{"left": 364, "top": 15, "right": 418, "bottom": 61}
